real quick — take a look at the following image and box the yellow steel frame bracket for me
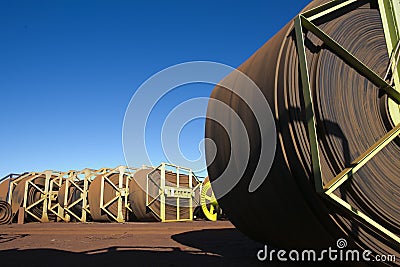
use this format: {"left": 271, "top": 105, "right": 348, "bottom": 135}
{"left": 294, "top": 0, "right": 400, "bottom": 244}
{"left": 146, "top": 163, "right": 200, "bottom": 222}
{"left": 379, "top": 0, "right": 400, "bottom": 125}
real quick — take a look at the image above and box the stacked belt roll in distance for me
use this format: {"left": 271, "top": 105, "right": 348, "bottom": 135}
{"left": 88, "top": 173, "right": 130, "bottom": 222}
{"left": 0, "top": 177, "right": 13, "bottom": 224}
{"left": 129, "top": 168, "right": 197, "bottom": 221}
{"left": 205, "top": 0, "right": 400, "bottom": 264}
{"left": 58, "top": 180, "right": 89, "bottom": 221}
{"left": 10, "top": 174, "right": 59, "bottom": 222}
{"left": 0, "top": 200, "right": 12, "bottom": 225}
{"left": 0, "top": 178, "right": 10, "bottom": 202}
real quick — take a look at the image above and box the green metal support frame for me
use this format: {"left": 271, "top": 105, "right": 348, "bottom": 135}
{"left": 294, "top": 0, "right": 400, "bottom": 244}
{"left": 99, "top": 166, "right": 135, "bottom": 223}
{"left": 378, "top": 0, "right": 400, "bottom": 125}
{"left": 146, "top": 162, "right": 201, "bottom": 222}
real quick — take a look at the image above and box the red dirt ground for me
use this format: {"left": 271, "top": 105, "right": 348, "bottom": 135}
{"left": 0, "top": 221, "right": 268, "bottom": 267}
{"left": 0, "top": 221, "right": 349, "bottom": 267}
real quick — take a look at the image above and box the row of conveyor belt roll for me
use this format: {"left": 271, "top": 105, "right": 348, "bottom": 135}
{"left": 0, "top": 163, "right": 223, "bottom": 225}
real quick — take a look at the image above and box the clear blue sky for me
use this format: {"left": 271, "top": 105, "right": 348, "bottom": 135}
{"left": 0, "top": 0, "right": 310, "bottom": 177}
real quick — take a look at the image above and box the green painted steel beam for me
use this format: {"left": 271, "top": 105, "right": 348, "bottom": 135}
{"left": 294, "top": 15, "right": 324, "bottom": 193}
{"left": 328, "top": 193, "right": 400, "bottom": 243}
{"left": 305, "top": 0, "right": 358, "bottom": 21}
{"left": 378, "top": 0, "right": 400, "bottom": 125}
{"left": 325, "top": 122, "right": 400, "bottom": 195}
{"left": 378, "top": 0, "right": 400, "bottom": 58}
{"left": 303, "top": 0, "right": 351, "bottom": 19}
{"left": 300, "top": 15, "right": 400, "bottom": 105}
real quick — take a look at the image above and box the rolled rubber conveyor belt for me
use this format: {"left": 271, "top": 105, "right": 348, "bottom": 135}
{"left": 10, "top": 174, "right": 57, "bottom": 222}
{"left": 0, "top": 178, "right": 14, "bottom": 224}
{"left": 205, "top": 0, "right": 399, "bottom": 264}
{"left": 88, "top": 173, "right": 129, "bottom": 222}
{"left": 58, "top": 180, "right": 87, "bottom": 220}
{"left": 129, "top": 168, "right": 156, "bottom": 221}
{"left": 0, "top": 178, "right": 11, "bottom": 202}
{"left": 0, "top": 200, "right": 12, "bottom": 225}
{"left": 129, "top": 168, "right": 195, "bottom": 221}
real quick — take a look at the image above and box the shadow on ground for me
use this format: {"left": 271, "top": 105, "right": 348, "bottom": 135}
{"left": 172, "top": 228, "right": 352, "bottom": 267}
{"left": 0, "top": 234, "right": 29, "bottom": 244}
{"left": 0, "top": 228, "right": 356, "bottom": 267}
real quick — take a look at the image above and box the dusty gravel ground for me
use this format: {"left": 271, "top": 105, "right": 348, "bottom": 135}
{"left": 0, "top": 221, "right": 270, "bottom": 267}
{"left": 0, "top": 221, "right": 349, "bottom": 267}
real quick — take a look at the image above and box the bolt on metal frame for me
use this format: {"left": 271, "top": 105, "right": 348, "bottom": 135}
{"left": 146, "top": 162, "right": 201, "bottom": 222}
{"left": 294, "top": 0, "right": 400, "bottom": 244}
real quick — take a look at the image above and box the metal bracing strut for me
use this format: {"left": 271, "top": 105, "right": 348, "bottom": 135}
{"left": 294, "top": 0, "right": 400, "bottom": 244}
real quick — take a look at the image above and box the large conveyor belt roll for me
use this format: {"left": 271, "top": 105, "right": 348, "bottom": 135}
{"left": 129, "top": 168, "right": 156, "bottom": 221}
{"left": 0, "top": 174, "right": 19, "bottom": 202}
{"left": 205, "top": 0, "right": 399, "bottom": 264}
{"left": 10, "top": 173, "right": 59, "bottom": 222}
{"left": 129, "top": 168, "right": 197, "bottom": 222}
{"left": 58, "top": 180, "right": 87, "bottom": 221}
{"left": 88, "top": 168, "right": 132, "bottom": 222}
{"left": 88, "top": 173, "right": 127, "bottom": 222}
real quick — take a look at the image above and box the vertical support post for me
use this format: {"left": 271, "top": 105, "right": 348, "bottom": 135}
{"left": 160, "top": 163, "right": 166, "bottom": 222}
{"left": 56, "top": 175, "right": 64, "bottom": 222}
{"left": 176, "top": 167, "right": 180, "bottom": 221}
{"left": 23, "top": 180, "right": 28, "bottom": 214}
{"left": 100, "top": 175, "right": 105, "bottom": 214}
{"left": 294, "top": 15, "right": 324, "bottom": 193}
{"left": 17, "top": 207, "right": 25, "bottom": 224}
{"left": 64, "top": 179, "right": 71, "bottom": 222}
{"left": 5, "top": 177, "right": 11, "bottom": 203}
{"left": 378, "top": 0, "right": 400, "bottom": 125}
{"left": 189, "top": 169, "right": 193, "bottom": 221}
{"left": 146, "top": 168, "right": 149, "bottom": 207}
{"left": 117, "top": 166, "right": 124, "bottom": 222}
{"left": 41, "top": 171, "right": 50, "bottom": 222}
{"left": 81, "top": 169, "right": 91, "bottom": 222}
